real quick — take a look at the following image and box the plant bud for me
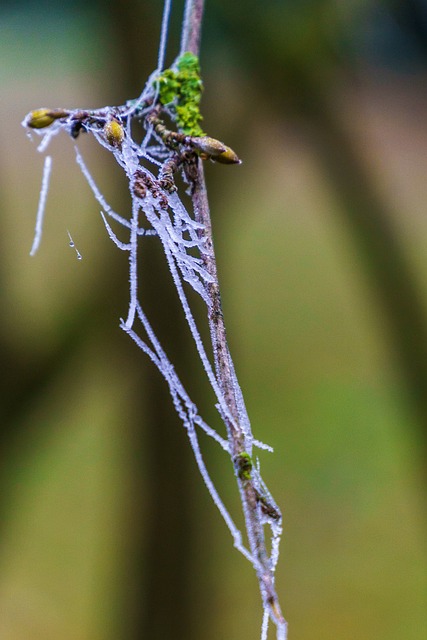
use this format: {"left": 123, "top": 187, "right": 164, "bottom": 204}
{"left": 191, "top": 136, "right": 226, "bottom": 157}
{"left": 104, "top": 119, "right": 124, "bottom": 148}
{"left": 212, "top": 145, "right": 241, "bottom": 165}
{"left": 26, "top": 108, "right": 69, "bottom": 129}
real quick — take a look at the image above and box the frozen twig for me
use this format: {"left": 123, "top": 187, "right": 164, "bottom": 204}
{"left": 181, "top": 0, "right": 287, "bottom": 637}
{"left": 23, "top": 0, "right": 286, "bottom": 637}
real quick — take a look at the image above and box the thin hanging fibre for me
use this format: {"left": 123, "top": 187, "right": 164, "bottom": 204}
{"left": 157, "top": 0, "right": 173, "bottom": 72}
{"left": 30, "top": 155, "right": 52, "bottom": 256}
{"left": 180, "top": 0, "right": 193, "bottom": 55}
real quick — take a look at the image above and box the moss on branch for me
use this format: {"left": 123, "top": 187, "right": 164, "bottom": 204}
{"left": 156, "top": 51, "right": 205, "bottom": 137}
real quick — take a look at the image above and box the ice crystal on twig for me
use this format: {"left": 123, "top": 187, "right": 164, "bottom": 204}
{"left": 22, "top": 2, "right": 286, "bottom": 637}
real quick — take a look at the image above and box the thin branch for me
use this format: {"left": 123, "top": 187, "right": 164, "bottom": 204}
{"left": 181, "top": 0, "right": 286, "bottom": 634}
{"left": 23, "top": 1, "right": 287, "bottom": 636}
{"left": 181, "top": 0, "right": 205, "bottom": 56}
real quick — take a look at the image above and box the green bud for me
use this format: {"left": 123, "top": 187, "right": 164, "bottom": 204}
{"left": 104, "top": 120, "right": 124, "bottom": 148}
{"left": 26, "top": 108, "right": 69, "bottom": 129}
{"left": 212, "top": 145, "right": 241, "bottom": 165}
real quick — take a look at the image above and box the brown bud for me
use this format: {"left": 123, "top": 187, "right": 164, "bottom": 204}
{"left": 104, "top": 119, "right": 124, "bottom": 148}
{"left": 190, "top": 136, "right": 226, "bottom": 157}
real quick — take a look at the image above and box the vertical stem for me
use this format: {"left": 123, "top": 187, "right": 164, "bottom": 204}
{"left": 181, "top": 0, "right": 242, "bottom": 429}
{"left": 181, "top": 0, "right": 205, "bottom": 56}
{"left": 190, "top": 167, "right": 240, "bottom": 423}
{"left": 181, "top": 0, "right": 286, "bottom": 635}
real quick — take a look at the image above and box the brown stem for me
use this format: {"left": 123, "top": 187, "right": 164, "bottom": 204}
{"left": 181, "top": 0, "right": 286, "bottom": 632}
{"left": 190, "top": 161, "right": 285, "bottom": 625}
{"left": 181, "top": 0, "right": 205, "bottom": 56}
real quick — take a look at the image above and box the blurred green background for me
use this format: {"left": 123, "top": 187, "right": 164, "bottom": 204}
{"left": 0, "top": 1, "right": 426, "bottom": 638}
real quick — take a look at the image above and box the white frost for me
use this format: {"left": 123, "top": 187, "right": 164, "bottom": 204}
{"left": 30, "top": 155, "right": 52, "bottom": 256}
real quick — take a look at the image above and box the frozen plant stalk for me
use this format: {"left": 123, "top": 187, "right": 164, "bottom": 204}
{"left": 22, "top": 1, "right": 287, "bottom": 638}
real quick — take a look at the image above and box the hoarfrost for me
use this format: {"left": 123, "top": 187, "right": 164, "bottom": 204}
{"left": 22, "top": 0, "right": 286, "bottom": 636}
{"left": 30, "top": 155, "right": 52, "bottom": 256}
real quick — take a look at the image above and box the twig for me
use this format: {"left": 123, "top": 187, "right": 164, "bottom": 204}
{"left": 23, "top": 0, "right": 286, "bottom": 634}
{"left": 181, "top": 0, "right": 286, "bottom": 634}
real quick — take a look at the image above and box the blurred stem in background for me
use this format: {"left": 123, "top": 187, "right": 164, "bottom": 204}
{"left": 105, "top": 3, "right": 199, "bottom": 639}
{"left": 212, "top": 0, "right": 427, "bottom": 487}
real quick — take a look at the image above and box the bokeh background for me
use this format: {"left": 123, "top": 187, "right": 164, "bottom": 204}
{"left": 0, "top": 1, "right": 426, "bottom": 638}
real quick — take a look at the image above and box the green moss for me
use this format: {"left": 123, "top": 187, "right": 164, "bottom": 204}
{"left": 235, "top": 452, "right": 253, "bottom": 481}
{"left": 156, "top": 52, "right": 205, "bottom": 137}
